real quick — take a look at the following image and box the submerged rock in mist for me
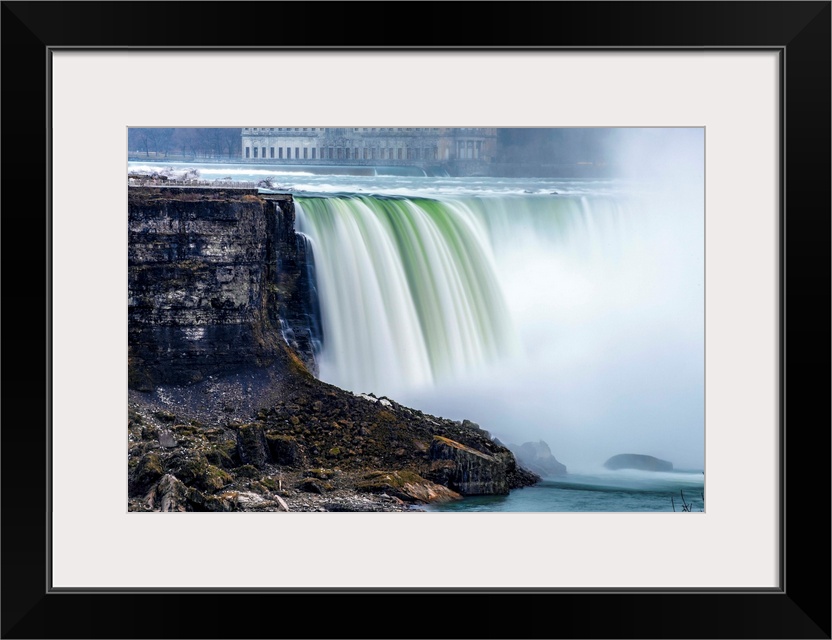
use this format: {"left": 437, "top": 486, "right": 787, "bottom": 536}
{"left": 508, "top": 440, "right": 567, "bottom": 477}
{"left": 603, "top": 453, "right": 673, "bottom": 472}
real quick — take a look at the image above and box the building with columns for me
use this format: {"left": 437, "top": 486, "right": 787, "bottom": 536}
{"left": 241, "top": 127, "right": 497, "bottom": 175}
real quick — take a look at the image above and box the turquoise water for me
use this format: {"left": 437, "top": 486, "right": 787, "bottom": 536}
{"left": 426, "top": 470, "right": 705, "bottom": 512}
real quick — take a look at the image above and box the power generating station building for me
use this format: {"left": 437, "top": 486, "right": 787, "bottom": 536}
{"left": 241, "top": 127, "right": 497, "bottom": 175}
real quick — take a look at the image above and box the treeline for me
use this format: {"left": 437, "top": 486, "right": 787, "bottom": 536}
{"left": 128, "top": 128, "right": 242, "bottom": 159}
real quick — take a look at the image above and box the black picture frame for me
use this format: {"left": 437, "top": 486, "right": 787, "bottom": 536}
{"left": 2, "top": 2, "right": 829, "bottom": 638}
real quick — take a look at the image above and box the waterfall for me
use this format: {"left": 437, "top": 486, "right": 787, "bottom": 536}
{"left": 296, "top": 189, "right": 703, "bottom": 470}
{"left": 295, "top": 195, "right": 520, "bottom": 395}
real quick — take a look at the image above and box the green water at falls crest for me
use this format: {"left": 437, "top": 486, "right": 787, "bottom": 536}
{"left": 296, "top": 195, "right": 520, "bottom": 395}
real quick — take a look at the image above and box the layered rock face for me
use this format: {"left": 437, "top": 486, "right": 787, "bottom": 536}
{"left": 429, "top": 436, "right": 523, "bottom": 494}
{"left": 266, "top": 194, "right": 322, "bottom": 377}
{"left": 128, "top": 187, "right": 320, "bottom": 389}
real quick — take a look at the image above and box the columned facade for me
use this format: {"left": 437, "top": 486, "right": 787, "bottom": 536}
{"left": 241, "top": 127, "right": 497, "bottom": 173}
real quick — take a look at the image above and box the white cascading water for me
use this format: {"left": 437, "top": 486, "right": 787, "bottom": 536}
{"left": 296, "top": 196, "right": 520, "bottom": 395}
{"left": 295, "top": 187, "right": 704, "bottom": 471}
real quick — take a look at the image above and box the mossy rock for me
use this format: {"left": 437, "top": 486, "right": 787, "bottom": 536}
{"left": 357, "top": 470, "right": 461, "bottom": 504}
{"left": 197, "top": 493, "right": 238, "bottom": 512}
{"left": 171, "top": 424, "right": 199, "bottom": 436}
{"left": 141, "top": 424, "right": 160, "bottom": 441}
{"left": 130, "top": 452, "right": 163, "bottom": 494}
{"left": 360, "top": 470, "right": 424, "bottom": 489}
{"left": 283, "top": 345, "right": 314, "bottom": 379}
{"left": 234, "top": 464, "right": 260, "bottom": 479}
{"left": 201, "top": 464, "right": 233, "bottom": 492}
{"left": 154, "top": 410, "right": 176, "bottom": 423}
{"left": 205, "top": 439, "right": 239, "bottom": 468}
{"left": 265, "top": 434, "right": 306, "bottom": 467}
{"left": 184, "top": 487, "right": 238, "bottom": 512}
{"left": 298, "top": 479, "right": 332, "bottom": 494}
{"left": 260, "top": 476, "right": 279, "bottom": 492}
{"left": 164, "top": 452, "right": 230, "bottom": 492}
{"left": 142, "top": 474, "right": 232, "bottom": 512}
{"left": 236, "top": 423, "right": 270, "bottom": 469}
{"left": 165, "top": 452, "right": 207, "bottom": 484}
{"left": 304, "top": 468, "right": 337, "bottom": 480}
{"left": 250, "top": 480, "right": 270, "bottom": 495}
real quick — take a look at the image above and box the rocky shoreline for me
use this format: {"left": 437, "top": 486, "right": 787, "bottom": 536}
{"left": 128, "top": 347, "right": 540, "bottom": 513}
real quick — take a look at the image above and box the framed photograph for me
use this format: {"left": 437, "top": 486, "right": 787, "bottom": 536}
{"left": 125, "top": 124, "right": 706, "bottom": 519}
{"left": 3, "top": 2, "right": 829, "bottom": 638}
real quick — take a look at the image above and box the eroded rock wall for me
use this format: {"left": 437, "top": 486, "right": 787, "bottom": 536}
{"left": 128, "top": 187, "right": 319, "bottom": 389}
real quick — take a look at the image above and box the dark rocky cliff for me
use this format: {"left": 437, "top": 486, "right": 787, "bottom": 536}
{"left": 128, "top": 187, "right": 320, "bottom": 390}
{"left": 127, "top": 186, "right": 538, "bottom": 512}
